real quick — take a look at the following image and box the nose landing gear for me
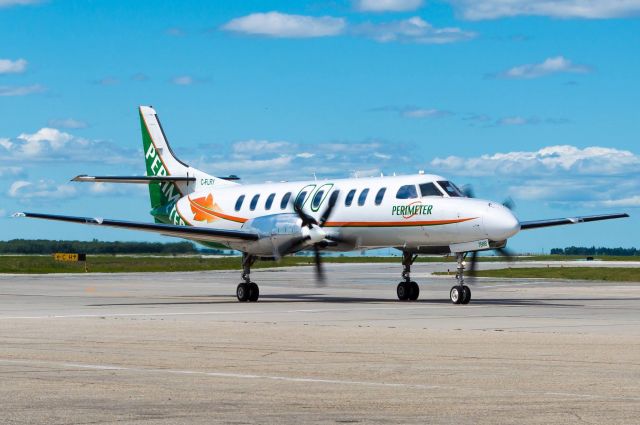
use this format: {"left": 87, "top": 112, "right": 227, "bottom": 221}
{"left": 450, "top": 253, "right": 471, "bottom": 305}
{"left": 237, "top": 253, "right": 259, "bottom": 302}
{"left": 397, "top": 252, "right": 420, "bottom": 301}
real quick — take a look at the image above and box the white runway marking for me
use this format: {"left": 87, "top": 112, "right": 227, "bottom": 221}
{"left": 0, "top": 358, "right": 440, "bottom": 390}
{"left": 1, "top": 358, "right": 637, "bottom": 402}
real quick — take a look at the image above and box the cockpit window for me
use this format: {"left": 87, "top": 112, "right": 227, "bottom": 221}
{"left": 396, "top": 184, "right": 418, "bottom": 199}
{"left": 437, "top": 181, "right": 463, "bottom": 197}
{"left": 419, "top": 182, "right": 444, "bottom": 197}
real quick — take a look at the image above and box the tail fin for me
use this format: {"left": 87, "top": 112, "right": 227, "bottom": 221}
{"left": 139, "top": 106, "right": 235, "bottom": 210}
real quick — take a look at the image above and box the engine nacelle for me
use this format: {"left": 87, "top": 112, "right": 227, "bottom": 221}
{"left": 241, "top": 213, "right": 307, "bottom": 257}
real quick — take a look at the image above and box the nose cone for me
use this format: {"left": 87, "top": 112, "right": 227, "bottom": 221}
{"left": 483, "top": 203, "right": 520, "bottom": 241}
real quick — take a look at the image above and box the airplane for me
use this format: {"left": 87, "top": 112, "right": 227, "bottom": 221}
{"left": 15, "top": 106, "right": 630, "bottom": 304}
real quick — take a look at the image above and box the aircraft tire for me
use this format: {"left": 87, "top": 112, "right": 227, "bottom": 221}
{"left": 237, "top": 283, "right": 250, "bottom": 302}
{"left": 397, "top": 282, "right": 410, "bottom": 301}
{"left": 450, "top": 285, "right": 463, "bottom": 304}
{"left": 248, "top": 282, "right": 259, "bottom": 302}
{"left": 461, "top": 285, "right": 471, "bottom": 304}
{"left": 408, "top": 281, "right": 420, "bottom": 301}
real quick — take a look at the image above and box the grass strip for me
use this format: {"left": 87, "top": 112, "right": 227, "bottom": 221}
{"left": 435, "top": 267, "right": 640, "bottom": 282}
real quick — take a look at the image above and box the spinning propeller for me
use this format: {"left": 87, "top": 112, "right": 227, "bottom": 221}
{"left": 461, "top": 184, "right": 516, "bottom": 281}
{"left": 276, "top": 191, "right": 342, "bottom": 284}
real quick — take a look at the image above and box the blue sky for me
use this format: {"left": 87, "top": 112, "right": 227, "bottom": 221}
{"left": 0, "top": 0, "right": 638, "bottom": 253}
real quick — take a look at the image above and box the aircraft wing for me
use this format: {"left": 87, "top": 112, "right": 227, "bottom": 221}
{"left": 519, "top": 213, "right": 629, "bottom": 230}
{"left": 15, "top": 212, "right": 259, "bottom": 244}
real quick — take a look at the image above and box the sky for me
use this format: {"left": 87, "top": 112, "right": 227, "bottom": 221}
{"left": 0, "top": 0, "right": 638, "bottom": 253}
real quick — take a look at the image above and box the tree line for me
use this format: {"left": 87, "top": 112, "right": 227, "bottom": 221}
{"left": 0, "top": 239, "right": 199, "bottom": 255}
{"left": 550, "top": 246, "right": 639, "bottom": 256}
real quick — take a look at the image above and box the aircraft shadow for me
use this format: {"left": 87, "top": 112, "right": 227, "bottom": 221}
{"left": 85, "top": 294, "right": 611, "bottom": 308}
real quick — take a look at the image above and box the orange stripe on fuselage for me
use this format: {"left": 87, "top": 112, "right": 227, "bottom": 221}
{"left": 323, "top": 217, "right": 477, "bottom": 228}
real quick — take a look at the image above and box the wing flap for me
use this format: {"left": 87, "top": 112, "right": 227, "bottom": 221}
{"left": 17, "top": 212, "right": 259, "bottom": 244}
{"left": 520, "top": 213, "right": 629, "bottom": 230}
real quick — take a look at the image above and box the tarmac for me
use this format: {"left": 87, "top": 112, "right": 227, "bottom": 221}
{"left": 1, "top": 261, "right": 639, "bottom": 424}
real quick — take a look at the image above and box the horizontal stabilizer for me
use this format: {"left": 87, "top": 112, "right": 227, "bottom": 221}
{"left": 520, "top": 213, "right": 629, "bottom": 230}
{"left": 72, "top": 175, "right": 196, "bottom": 184}
{"left": 16, "top": 212, "right": 260, "bottom": 244}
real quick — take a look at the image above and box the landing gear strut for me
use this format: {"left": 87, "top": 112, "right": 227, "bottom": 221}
{"left": 450, "top": 253, "right": 471, "bottom": 305}
{"left": 237, "top": 253, "right": 259, "bottom": 302}
{"left": 397, "top": 251, "right": 420, "bottom": 301}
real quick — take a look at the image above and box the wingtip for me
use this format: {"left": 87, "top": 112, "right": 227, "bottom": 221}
{"left": 12, "top": 212, "right": 26, "bottom": 218}
{"left": 71, "top": 174, "right": 88, "bottom": 182}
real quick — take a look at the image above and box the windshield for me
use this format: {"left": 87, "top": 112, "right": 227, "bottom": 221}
{"left": 436, "top": 181, "right": 463, "bottom": 197}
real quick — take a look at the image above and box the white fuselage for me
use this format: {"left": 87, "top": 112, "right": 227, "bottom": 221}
{"left": 171, "top": 173, "right": 520, "bottom": 255}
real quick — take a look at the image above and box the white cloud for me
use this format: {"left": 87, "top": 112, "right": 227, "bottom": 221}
{"left": 355, "top": 0, "right": 423, "bottom": 12}
{"left": 430, "top": 145, "right": 640, "bottom": 208}
{"left": 0, "top": 127, "right": 137, "bottom": 164}
{"left": 193, "top": 139, "right": 410, "bottom": 182}
{"left": 172, "top": 75, "right": 194, "bottom": 85}
{"left": 0, "top": 0, "right": 41, "bottom": 7}
{"left": 447, "top": 0, "right": 640, "bottom": 20}
{"left": 593, "top": 196, "right": 640, "bottom": 208}
{"left": 17, "top": 127, "right": 73, "bottom": 155}
{"left": 430, "top": 145, "right": 640, "bottom": 177}
{"left": 0, "top": 84, "right": 45, "bottom": 96}
{"left": 8, "top": 179, "right": 77, "bottom": 200}
{"left": 355, "top": 16, "right": 476, "bottom": 43}
{"left": 0, "top": 58, "right": 27, "bottom": 74}
{"left": 498, "top": 56, "right": 591, "bottom": 79}
{"left": 48, "top": 118, "right": 88, "bottom": 129}
{"left": 0, "top": 165, "right": 23, "bottom": 177}
{"left": 232, "top": 139, "right": 293, "bottom": 156}
{"left": 222, "top": 12, "right": 346, "bottom": 38}
{"left": 402, "top": 107, "right": 452, "bottom": 118}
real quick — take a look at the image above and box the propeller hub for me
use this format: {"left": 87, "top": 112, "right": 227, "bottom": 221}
{"left": 301, "top": 225, "right": 326, "bottom": 244}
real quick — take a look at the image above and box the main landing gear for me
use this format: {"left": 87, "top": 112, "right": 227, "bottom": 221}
{"left": 450, "top": 253, "right": 471, "bottom": 305}
{"left": 237, "top": 253, "right": 259, "bottom": 302}
{"left": 397, "top": 252, "right": 420, "bottom": 301}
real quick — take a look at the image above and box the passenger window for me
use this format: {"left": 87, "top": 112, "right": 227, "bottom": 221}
{"left": 295, "top": 191, "right": 308, "bottom": 207}
{"left": 345, "top": 189, "right": 356, "bottom": 207}
{"left": 311, "top": 190, "right": 324, "bottom": 210}
{"left": 235, "top": 195, "right": 245, "bottom": 211}
{"left": 419, "top": 182, "right": 444, "bottom": 197}
{"left": 396, "top": 184, "right": 418, "bottom": 199}
{"left": 375, "top": 188, "right": 386, "bottom": 205}
{"left": 265, "top": 193, "right": 275, "bottom": 210}
{"left": 280, "top": 192, "right": 291, "bottom": 209}
{"left": 357, "top": 188, "right": 369, "bottom": 206}
{"left": 250, "top": 194, "right": 260, "bottom": 211}
{"left": 437, "top": 181, "right": 463, "bottom": 197}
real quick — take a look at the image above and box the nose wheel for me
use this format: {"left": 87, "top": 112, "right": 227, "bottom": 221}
{"left": 450, "top": 285, "right": 471, "bottom": 304}
{"left": 450, "top": 253, "right": 472, "bottom": 304}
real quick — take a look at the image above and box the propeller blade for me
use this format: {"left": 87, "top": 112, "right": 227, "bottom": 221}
{"left": 275, "top": 235, "right": 310, "bottom": 259}
{"left": 502, "top": 197, "right": 515, "bottom": 211}
{"left": 313, "top": 246, "right": 326, "bottom": 285}
{"left": 494, "top": 247, "right": 515, "bottom": 260}
{"left": 461, "top": 184, "right": 475, "bottom": 198}
{"left": 318, "top": 190, "right": 339, "bottom": 227}
{"left": 465, "top": 251, "right": 478, "bottom": 285}
{"left": 293, "top": 197, "right": 316, "bottom": 228}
